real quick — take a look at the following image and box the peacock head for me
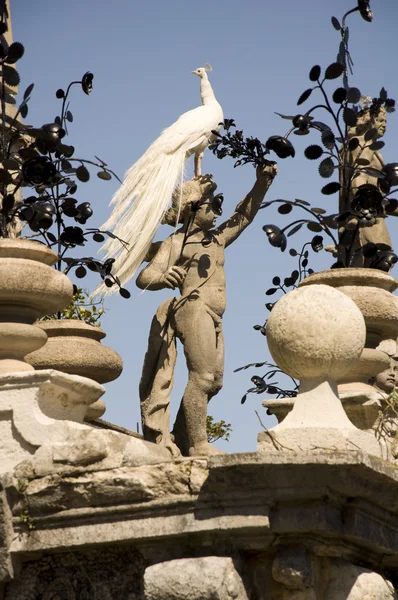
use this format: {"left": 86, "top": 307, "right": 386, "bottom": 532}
{"left": 192, "top": 64, "right": 212, "bottom": 78}
{"left": 192, "top": 68, "right": 207, "bottom": 78}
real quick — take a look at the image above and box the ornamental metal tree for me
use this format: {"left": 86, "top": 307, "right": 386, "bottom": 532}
{"left": 210, "top": 0, "right": 398, "bottom": 402}
{"left": 0, "top": 3, "right": 130, "bottom": 298}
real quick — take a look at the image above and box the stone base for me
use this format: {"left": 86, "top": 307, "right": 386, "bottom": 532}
{"left": 257, "top": 425, "right": 384, "bottom": 457}
{"left": 0, "top": 369, "right": 171, "bottom": 475}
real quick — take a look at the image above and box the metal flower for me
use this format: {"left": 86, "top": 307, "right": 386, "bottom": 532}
{"left": 358, "top": 0, "right": 373, "bottom": 22}
{"left": 81, "top": 72, "right": 94, "bottom": 95}
{"left": 263, "top": 225, "right": 287, "bottom": 251}
{"left": 311, "top": 235, "right": 324, "bottom": 252}
{"left": 368, "top": 245, "right": 398, "bottom": 272}
{"left": 265, "top": 136, "right": 295, "bottom": 159}
{"left": 351, "top": 185, "right": 383, "bottom": 225}
{"left": 22, "top": 156, "right": 56, "bottom": 185}
{"left": 383, "top": 163, "right": 398, "bottom": 187}
{"left": 292, "top": 114, "right": 311, "bottom": 135}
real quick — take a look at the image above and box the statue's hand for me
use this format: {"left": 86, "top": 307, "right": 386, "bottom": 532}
{"left": 256, "top": 160, "right": 278, "bottom": 184}
{"left": 160, "top": 266, "right": 187, "bottom": 289}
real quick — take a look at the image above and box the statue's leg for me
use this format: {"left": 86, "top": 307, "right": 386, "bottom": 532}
{"left": 140, "top": 299, "right": 181, "bottom": 457}
{"left": 173, "top": 331, "right": 224, "bottom": 455}
{"left": 173, "top": 300, "right": 225, "bottom": 456}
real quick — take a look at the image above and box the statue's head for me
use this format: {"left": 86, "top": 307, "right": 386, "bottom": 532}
{"left": 351, "top": 105, "right": 387, "bottom": 139}
{"left": 372, "top": 339, "right": 398, "bottom": 393}
{"left": 162, "top": 175, "right": 218, "bottom": 229}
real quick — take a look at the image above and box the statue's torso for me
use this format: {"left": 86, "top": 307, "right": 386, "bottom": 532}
{"left": 175, "top": 230, "right": 227, "bottom": 317}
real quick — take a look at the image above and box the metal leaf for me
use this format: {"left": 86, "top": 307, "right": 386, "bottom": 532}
{"left": 97, "top": 170, "right": 112, "bottom": 181}
{"left": 364, "top": 128, "right": 378, "bottom": 141}
{"left": 331, "top": 16, "right": 341, "bottom": 30}
{"left": 66, "top": 110, "right": 73, "bottom": 123}
{"left": 362, "top": 168, "right": 385, "bottom": 178}
{"left": 368, "top": 141, "right": 385, "bottom": 151}
{"left": 332, "top": 87, "right": 347, "bottom": 104}
{"left": 297, "top": 88, "right": 312, "bottom": 105}
{"left": 348, "top": 137, "right": 360, "bottom": 151}
{"left": 304, "top": 145, "right": 323, "bottom": 160}
{"left": 321, "top": 182, "right": 340, "bottom": 195}
{"left": 321, "top": 129, "right": 335, "bottom": 149}
{"left": 287, "top": 223, "right": 303, "bottom": 236}
{"left": 343, "top": 108, "right": 358, "bottom": 128}
{"left": 337, "top": 42, "right": 346, "bottom": 67}
{"left": 356, "top": 158, "right": 370, "bottom": 166}
{"left": 318, "top": 157, "right": 334, "bottom": 178}
{"left": 2, "top": 65, "right": 20, "bottom": 86}
{"left": 23, "top": 83, "right": 34, "bottom": 99}
{"left": 119, "top": 288, "right": 131, "bottom": 299}
{"left": 278, "top": 203, "right": 293, "bottom": 214}
{"left": 20, "top": 102, "right": 28, "bottom": 118}
{"left": 5, "top": 41, "right": 24, "bottom": 64}
{"left": 307, "top": 222, "right": 323, "bottom": 232}
{"left": 309, "top": 65, "right": 321, "bottom": 82}
{"left": 76, "top": 165, "right": 90, "bottom": 182}
{"left": 3, "top": 91, "right": 15, "bottom": 104}
{"left": 346, "top": 87, "right": 361, "bottom": 104}
{"left": 324, "top": 62, "right": 344, "bottom": 80}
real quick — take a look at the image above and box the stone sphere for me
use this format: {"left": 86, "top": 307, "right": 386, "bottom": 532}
{"left": 267, "top": 284, "right": 366, "bottom": 381}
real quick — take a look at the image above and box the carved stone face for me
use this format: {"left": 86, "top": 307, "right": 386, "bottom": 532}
{"left": 374, "top": 355, "right": 398, "bottom": 393}
{"left": 194, "top": 196, "right": 218, "bottom": 232}
{"left": 374, "top": 109, "right": 387, "bottom": 138}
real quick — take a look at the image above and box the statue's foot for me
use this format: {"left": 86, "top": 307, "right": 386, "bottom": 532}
{"left": 188, "top": 441, "right": 226, "bottom": 457}
{"left": 162, "top": 437, "right": 181, "bottom": 458}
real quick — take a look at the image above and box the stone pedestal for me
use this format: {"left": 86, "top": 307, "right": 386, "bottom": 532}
{"left": 0, "top": 240, "right": 73, "bottom": 373}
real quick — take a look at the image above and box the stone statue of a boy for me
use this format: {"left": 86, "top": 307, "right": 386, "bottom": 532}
{"left": 137, "top": 162, "right": 277, "bottom": 457}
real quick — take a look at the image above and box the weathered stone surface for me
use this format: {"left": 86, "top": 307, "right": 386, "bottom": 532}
{"left": 267, "top": 285, "right": 365, "bottom": 382}
{"left": 272, "top": 545, "right": 313, "bottom": 590}
{"left": 299, "top": 268, "right": 398, "bottom": 345}
{"left": 0, "top": 369, "right": 171, "bottom": 476}
{"left": 261, "top": 285, "right": 385, "bottom": 456}
{"left": 26, "top": 319, "right": 123, "bottom": 385}
{"left": 0, "top": 239, "right": 73, "bottom": 373}
{"left": 143, "top": 557, "right": 249, "bottom": 600}
{"left": 324, "top": 560, "right": 397, "bottom": 599}
{"left": 4, "top": 546, "right": 144, "bottom": 599}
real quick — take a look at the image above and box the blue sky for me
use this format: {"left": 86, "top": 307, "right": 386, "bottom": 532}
{"left": 13, "top": 0, "right": 398, "bottom": 452}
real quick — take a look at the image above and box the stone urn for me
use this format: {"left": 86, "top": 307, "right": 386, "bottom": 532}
{"left": 0, "top": 239, "right": 73, "bottom": 373}
{"left": 264, "top": 268, "right": 398, "bottom": 431}
{"left": 26, "top": 320, "right": 123, "bottom": 420}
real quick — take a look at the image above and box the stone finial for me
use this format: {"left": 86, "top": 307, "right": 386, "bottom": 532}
{"left": 267, "top": 284, "right": 366, "bottom": 382}
{"left": 258, "top": 284, "right": 383, "bottom": 454}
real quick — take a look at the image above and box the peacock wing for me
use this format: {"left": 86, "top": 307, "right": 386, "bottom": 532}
{"left": 156, "top": 104, "right": 223, "bottom": 155}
